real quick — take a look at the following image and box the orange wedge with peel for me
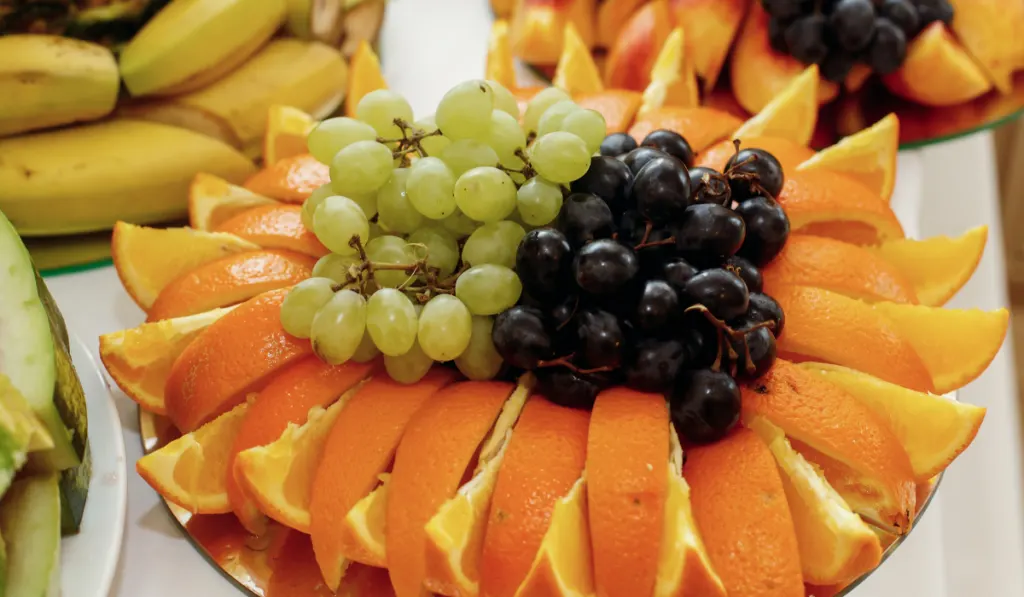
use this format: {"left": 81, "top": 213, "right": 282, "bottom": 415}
{"left": 136, "top": 402, "right": 249, "bottom": 514}
{"left": 797, "top": 114, "right": 899, "bottom": 203}
{"left": 670, "top": 0, "right": 748, "bottom": 93}
{"left": 164, "top": 288, "right": 313, "bottom": 432}
{"left": 145, "top": 249, "right": 315, "bottom": 322}
{"left": 188, "top": 173, "right": 278, "bottom": 232}
{"left": 639, "top": 27, "right": 700, "bottom": 115}
{"left": 553, "top": 22, "right": 604, "bottom": 96}
{"left": 746, "top": 416, "right": 882, "bottom": 586}
{"left": 264, "top": 105, "right": 317, "bottom": 167}
{"left": 870, "top": 301, "right": 1009, "bottom": 394}
{"left": 244, "top": 153, "right": 330, "bottom": 203}
{"left": 342, "top": 475, "right": 390, "bottom": 569}
{"left": 587, "top": 388, "right": 669, "bottom": 597}
{"left": 697, "top": 136, "right": 815, "bottom": 172}
{"left": 762, "top": 234, "right": 919, "bottom": 304}
{"left": 510, "top": 0, "right": 569, "bottom": 66}
{"left": 597, "top": 0, "right": 647, "bottom": 48}
{"left": 772, "top": 285, "right": 934, "bottom": 392}
{"left": 867, "top": 226, "right": 988, "bottom": 307}
{"left": 100, "top": 306, "right": 235, "bottom": 415}
{"left": 604, "top": 0, "right": 673, "bottom": 91}
{"left": 310, "top": 369, "right": 458, "bottom": 590}
{"left": 685, "top": 426, "right": 804, "bottom": 597}
{"left": 386, "top": 381, "right": 514, "bottom": 597}
{"left": 487, "top": 20, "right": 517, "bottom": 90}
{"left": 882, "top": 22, "right": 992, "bottom": 107}
{"left": 575, "top": 89, "right": 643, "bottom": 134}
{"left": 347, "top": 40, "right": 387, "bottom": 117}
{"left": 629, "top": 107, "right": 742, "bottom": 153}
{"left": 214, "top": 204, "right": 328, "bottom": 258}
{"left": 112, "top": 222, "right": 259, "bottom": 311}
{"left": 797, "top": 363, "right": 986, "bottom": 481}
{"left": 731, "top": 65, "right": 820, "bottom": 146}
{"left": 777, "top": 170, "right": 905, "bottom": 244}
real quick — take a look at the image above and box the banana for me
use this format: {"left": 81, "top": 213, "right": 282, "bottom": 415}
{"left": 119, "top": 0, "right": 287, "bottom": 97}
{"left": 0, "top": 120, "right": 256, "bottom": 237}
{"left": 118, "top": 39, "right": 348, "bottom": 159}
{"left": 0, "top": 35, "right": 119, "bottom": 138}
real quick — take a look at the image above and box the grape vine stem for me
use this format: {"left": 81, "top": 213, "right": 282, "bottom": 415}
{"left": 337, "top": 235, "right": 464, "bottom": 302}
{"left": 685, "top": 303, "right": 776, "bottom": 377}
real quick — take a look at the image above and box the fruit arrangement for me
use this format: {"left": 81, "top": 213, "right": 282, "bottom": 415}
{"left": 0, "top": 208, "right": 93, "bottom": 595}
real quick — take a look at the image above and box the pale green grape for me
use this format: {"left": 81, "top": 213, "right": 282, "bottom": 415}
{"left": 368, "top": 221, "right": 385, "bottom": 239}
{"left": 307, "top": 117, "right": 378, "bottom": 164}
{"left": 407, "top": 225, "right": 459, "bottom": 277}
{"left": 440, "top": 139, "right": 499, "bottom": 177}
{"left": 441, "top": 209, "right": 481, "bottom": 239}
{"left": 351, "top": 330, "right": 381, "bottom": 363}
{"left": 454, "top": 167, "right": 517, "bottom": 223}
{"left": 461, "top": 221, "right": 525, "bottom": 268}
{"left": 310, "top": 289, "right": 367, "bottom": 365}
{"left": 536, "top": 100, "right": 581, "bottom": 138}
{"left": 312, "top": 253, "right": 360, "bottom": 284}
{"left": 561, "top": 108, "right": 607, "bottom": 155}
{"left": 356, "top": 89, "right": 414, "bottom": 139}
{"left": 313, "top": 196, "right": 369, "bottom": 255}
{"left": 487, "top": 80, "right": 520, "bottom": 118}
{"left": 413, "top": 116, "right": 453, "bottom": 157}
{"left": 523, "top": 87, "right": 572, "bottom": 134}
{"left": 302, "top": 184, "right": 334, "bottom": 229}
{"left": 376, "top": 168, "right": 422, "bottom": 233}
{"left": 487, "top": 110, "right": 527, "bottom": 167}
{"left": 407, "top": 157, "right": 457, "bottom": 219}
{"left": 529, "top": 132, "right": 591, "bottom": 184}
{"left": 384, "top": 342, "right": 434, "bottom": 384}
{"left": 280, "top": 277, "right": 335, "bottom": 338}
{"left": 516, "top": 177, "right": 563, "bottom": 226}
{"left": 455, "top": 316, "right": 503, "bottom": 381}
{"left": 330, "top": 140, "right": 394, "bottom": 195}
{"left": 417, "top": 294, "right": 472, "bottom": 361}
{"left": 435, "top": 80, "right": 494, "bottom": 141}
{"left": 366, "top": 235, "right": 416, "bottom": 288}
{"left": 454, "top": 264, "right": 523, "bottom": 315}
{"left": 349, "top": 191, "right": 378, "bottom": 219}
{"left": 366, "top": 288, "right": 418, "bottom": 356}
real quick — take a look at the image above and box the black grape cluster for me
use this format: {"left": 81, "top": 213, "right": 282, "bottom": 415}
{"left": 762, "top": 0, "right": 955, "bottom": 82}
{"left": 491, "top": 129, "right": 790, "bottom": 445}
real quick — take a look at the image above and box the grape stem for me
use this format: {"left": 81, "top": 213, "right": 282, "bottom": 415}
{"left": 685, "top": 303, "right": 776, "bottom": 377}
{"left": 341, "top": 235, "right": 464, "bottom": 300}
{"left": 726, "top": 139, "right": 775, "bottom": 199}
{"left": 536, "top": 354, "right": 614, "bottom": 375}
{"left": 377, "top": 118, "right": 444, "bottom": 164}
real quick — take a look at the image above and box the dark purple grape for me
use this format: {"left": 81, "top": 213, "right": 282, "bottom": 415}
{"left": 636, "top": 227, "right": 677, "bottom": 276}
{"left": 867, "top": 18, "right": 907, "bottom": 75}
{"left": 821, "top": 50, "right": 858, "bottom": 83}
{"left": 768, "top": 17, "right": 790, "bottom": 53}
{"left": 724, "top": 255, "right": 764, "bottom": 294}
{"left": 762, "top": 0, "right": 810, "bottom": 21}
{"left": 631, "top": 156, "right": 692, "bottom": 225}
{"left": 574, "top": 239, "right": 640, "bottom": 295}
{"left": 663, "top": 258, "right": 700, "bottom": 293}
{"left": 683, "top": 268, "right": 750, "bottom": 321}
{"left": 730, "top": 326, "right": 777, "bottom": 380}
{"left": 535, "top": 368, "right": 608, "bottom": 409}
{"left": 625, "top": 338, "right": 688, "bottom": 393}
{"left": 492, "top": 306, "right": 553, "bottom": 369}
{"left": 640, "top": 129, "right": 695, "bottom": 168}
{"left": 550, "top": 295, "right": 579, "bottom": 330}
{"left": 725, "top": 148, "right": 785, "bottom": 200}
{"left": 915, "top": 0, "right": 953, "bottom": 27}
{"left": 680, "top": 316, "right": 719, "bottom": 368}
{"left": 735, "top": 196, "right": 790, "bottom": 266}
{"left": 829, "top": 0, "right": 876, "bottom": 51}
{"left": 747, "top": 292, "right": 786, "bottom": 337}
{"left": 619, "top": 146, "right": 670, "bottom": 175}
{"left": 673, "top": 204, "right": 746, "bottom": 264}
{"left": 688, "top": 166, "right": 731, "bottom": 205}
{"left": 571, "top": 156, "right": 634, "bottom": 216}
{"left": 599, "top": 132, "right": 638, "bottom": 157}
{"left": 559, "top": 192, "right": 615, "bottom": 248}
{"left": 880, "top": 0, "right": 919, "bottom": 36}
{"left": 516, "top": 228, "right": 573, "bottom": 302}
{"left": 784, "top": 14, "right": 829, "bottom": 64}
{"left": 576, "top": 308, "right": 626, "bottom": 369}
{"left": 670, "top": 369, "right": 741, "bottom": 444}
{"left": 634, "top": 280, "right": 680, "bottom": 333}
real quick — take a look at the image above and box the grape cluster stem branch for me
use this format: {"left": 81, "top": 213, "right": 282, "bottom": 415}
{"left": 335, "top": 235, "right": 463, "bottom": 302}
{"left": 726, "top": 139, "right": 774, "bottom": 199}
{"left": 685, "top": 304, "right": 776, "bottom": 377}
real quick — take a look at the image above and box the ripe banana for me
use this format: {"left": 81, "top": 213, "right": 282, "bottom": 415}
{"left": 119, "top": 0, "right": 287, "bottom": 97}
{"left": 0, "top": 35, "right": 119, "bottom": 138}
{"left": 0, "top": 120, "right": 256, "bottom": 236}
{"left": 118, "top": 39, "right": 348, "bottom": 159}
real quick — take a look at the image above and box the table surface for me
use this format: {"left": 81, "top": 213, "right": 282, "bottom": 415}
{"left": 45, "top": 0, "right": 1024, "bottom": 595}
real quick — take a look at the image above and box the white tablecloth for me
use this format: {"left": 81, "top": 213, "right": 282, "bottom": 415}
{"left": 44, "top": 0, "right": 1024, "bottom": 594}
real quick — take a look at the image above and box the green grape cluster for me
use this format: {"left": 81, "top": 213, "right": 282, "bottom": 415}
{"left": 281, "top": 80, "right": 607, "bottom": 384}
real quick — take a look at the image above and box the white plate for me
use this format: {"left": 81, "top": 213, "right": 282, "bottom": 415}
{"left": 59, "top": 336, "right": 128, "bottom": 597}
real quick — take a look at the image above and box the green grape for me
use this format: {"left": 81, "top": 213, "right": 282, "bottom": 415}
{"left": 376, "top": 168, "right": 423, "bottom": 233}
{"left": 487, "top": 80, "right": 520, "bottom": 118}
{"left": 349, "top": 191, "right": 378, "bottom": 219}
{"left": 312, "top": 253, "right": 360, "bottom": 285}
{"left": 307, "top": 117, "right": 378, "bottom": 164}
{"left": 414, "top": 116, "right": 453, "bottom": 157}
{"left": 529, "top": 132, "right": 591, "bottom": 184}
{"left": 313, "top": 196, "right": 370, "bottom": 255}
{"left": 417, "top": 294, "right": 472, "bottom": 361}
{"left": 454, "top": 264, "right": 523, "bottom": 315}
{"left": 435, "top": 79, "right": 495, "bottom": 141}
{"left": 368, "top": 221, "right": 385, "bottom": 239}
{"left": 407, "top": 157, "right": 457, "bottom": 219}
{"left": 440, "top": 139, "right": 499, "bottom": 177}
{"left": 561, "top": 108, "right": 607, "bottom": 155}
{"left": 536, "top": 100, "right": 581, "bottom": 138}
{"left": 523, "top": 87, "right": 572, "bottom": 134}
{"left": 384, "top": 342, "right": 434, "bottom": 384}
{"left": 407, "top": 225, "right": 459, "bottom": 278}
{"left": 302, "top": 184, "right": 334, "bottom": 229}
{"left": 461, "top": 221, "right": 525, "bottom": 268}
{"left": 330, "top": 140, "right": 395, "bottom": 195}
{"left": 351, "top": 330, "right": 381, "bottom": 363}
{"left": 366, "top": 235, "right": 417, "bottom": 288}
{"left": 516, "top": 177, "right": 564, "bottom": 226}
{"left": 455, "top": 316, "right": 503, "bottom": 381}
{"left": 310, "top": 289, "right": 367, "bottom": 365}
{"left": 487, "top": 110, "right": 527, "bottom": 167}
{"left": 366, "top": 288, "right": 418, "bottom": 356}
{"left": 356, "top": 89, "right": 414, "bottom": 139}
{"left": 454, "top": 167, "right": 517, "bottom": 223}
{"left": 280, "top": 277, "right": 336, "bottom": 338}
{"left": 441, "top": 209, "right": 481, "bottom": 239}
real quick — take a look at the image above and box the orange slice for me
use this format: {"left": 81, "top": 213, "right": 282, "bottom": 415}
{"left": 264, "top": 105, "right": 317, "bottom": 167}
{"left": 136, "top": 402, "right": 249, "bottom": 514}
{"left": 697, "top": 136, "right": 816, "bottom": 173}
{"left": 777, "top": 169, "right": 905, "bottom": 244}
{"left": 112, "top": 222, "right": 259, "bottom": 311}
{"left": 553, "top": 22, "right": 604, "bottom": 96}
{"left": 797, "top": 114, "right": 899, "bottom": 203}
{"left": 947, "top": 0, "right": 1024, "bottom": 94}
{"left": 797, "top": 363, "right": 987, "bottom": 481}
{"left": 100, "top": 306, "right": 235, "bottom": 415}
{"left": 188, "top": 173, "right": 278, "bottom": 232}
{"left": 882, "top": 22, "right": 992, "bottom": 107}
{"left": 604, "top": 0, "right": 673, "bottom": 91}
{"left": 772, "top": 285, "right": 934, "bottom": 392}
{"left": 213, "top": 204, "right": 328, "bottom": 258}
{"left": 575, "top": 89, "right": 643, "bottom": 134}
{"left": 342, "top": 475, "right": 390, "bottom": 569}
{"left": 867, "top": 226, "right": 988, "bottom": 307}
{"left": 164, "top": 288, "right": 313, "bottom": 432}
{"left": 510, "top": 0, "right": 567, "bottom": 66}
{"left": 685, "top": 427, "right": 804, "bottom": 597}
{"left": 310, "top": 369, "right": 457, "bottom": 590}
{"left": 227, "top": 358, "right": 373, "bottom": 534}
{"left": 244, "top": 153, "right": 330, "bottom": 203}
{"left": 487, "top": 20, "right": 517, "bottom": 90}
{"left": 871, "top": 301, "right": 1009, "bottom": 394}
{"left": 629, "top": 107, "right": 742, "bottom": 153}
{"left": 762, "top": 234, "right": 919, "bottom": 304}
{"left": 639, "top": 27, "right": 700, "bottom": 115}
{"left": 597, "top": 0, "right": 647, "bottom": 48}
{"left": 587, "top": 388, "right": 669, "bottom": 597}
{"left": 670, "top": 0, "right": 747, "bottom": 92}
{"left": 347, "top": 40, "right": 387, "bottom": 117}
{"left": 742, "top": 360, "right": 917, "bottom": 532}
{"left": 146, "top": 249, "right": 315, "bottom": 322}
{"left": 732, "top": 64, "right": 820, "bottom": 146}
{"left": 386, "top": 381, "right": 514, "bottom": 597}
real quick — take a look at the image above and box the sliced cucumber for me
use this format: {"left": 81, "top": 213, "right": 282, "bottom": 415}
{"left": 0, "top": 473, "right": 61, "bottom": 597}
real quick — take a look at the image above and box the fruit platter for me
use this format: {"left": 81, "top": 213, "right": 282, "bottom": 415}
{"left": 91, "top": 28, "right": 1010, "bottom": 597}
{"left": 493, "top": 0, "right": 1024, "bottom": 147}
